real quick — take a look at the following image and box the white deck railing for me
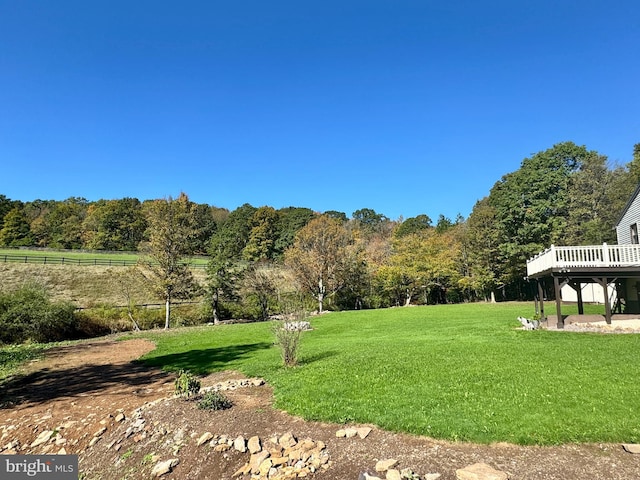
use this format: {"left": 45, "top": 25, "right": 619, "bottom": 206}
{"left": 526, "top": 244, "right": 640, "bottom": 277}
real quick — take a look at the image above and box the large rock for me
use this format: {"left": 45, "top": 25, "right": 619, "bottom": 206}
{"left": 456, "top": 463, "right": 508, "bottom": 480}
{"left": 233, "top": 435, "right": 246, "bottom": 452}
{"left": 375, "top": 459, "right": 398, "bottom": 472}
{"left": 248, "top": 435, "right": 261, "bottom": 454}
{"left": 623, "top": 444, "right": 640, "bottom": 454}
{"left": 151, "top": 458, "right": 179, "bottom": 477}
{"left": 30, "top": 430, "right": 54, "bottom": 448}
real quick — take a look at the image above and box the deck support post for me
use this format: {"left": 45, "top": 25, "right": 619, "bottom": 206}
{"left": 593, "top": 277, "right": 612, "bottom": 325}
{"left": 537, "top": 280, "right": 545, "bottom": 320}
{"left": 553, "top": 276, "right": 564, "bottom": 329}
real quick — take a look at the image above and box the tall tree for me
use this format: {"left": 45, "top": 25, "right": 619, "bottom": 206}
{"left": 0, "top": 206, "right": 33, "bottom": 247}
{"left": 487, "top": 142, "right": 587, "bottom": 291}
{"left": 82, "top": 198, "right": 147, "bottom": 251}
{"left": 243, "top": 206, "right": 280, "bottom": 262}
{"left": 395, "top": 214, "right": 432, "bottom": 237}
{"left": 140, "top": 193, "right": 199, "bottom": 329}
{"left": 284, "top": 215, "right": 356, "bottom": 313}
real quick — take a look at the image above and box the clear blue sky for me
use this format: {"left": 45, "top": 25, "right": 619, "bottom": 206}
{"left": 1, "top": 1, "right": 639, "bottom": 221}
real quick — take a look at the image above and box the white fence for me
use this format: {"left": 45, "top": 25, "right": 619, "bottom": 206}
{"left": 526, "top": 244, "right": 640, "bottom": 277}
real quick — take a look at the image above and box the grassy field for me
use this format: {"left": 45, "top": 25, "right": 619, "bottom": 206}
{"left": 135, "top": 302, "right": 640, "bottom": 445}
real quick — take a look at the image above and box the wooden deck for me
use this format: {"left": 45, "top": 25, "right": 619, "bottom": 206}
{"left": 527, "top": 243, "right": 640, "bottom": 278}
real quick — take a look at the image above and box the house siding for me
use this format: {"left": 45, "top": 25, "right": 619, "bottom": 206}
{"left": 616, "top": 189, "right": 640, "bottom": 244}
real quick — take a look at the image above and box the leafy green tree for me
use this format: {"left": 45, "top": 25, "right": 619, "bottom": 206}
{"left": 487, "top": 142, "right": 586, "bottom": 291}
{"left": 139, "top": 193, "right": 199, "bottom": 329}
{"left": 82, "top": 198, "right": 147, "bottom": 251}
{"left": 209, "top": 203, "right": 257, "bottom": 261}
{"left": 564, "top": 152, "right": 624, "bottom": 245}
{"left": 464, "top": 198, "right": 501, "bottom": 302}
{"left": 275, "top": 207, "right": 315, "bottom": 257}
{"left": 243, "top": 206, "right": 280, "bottom": 262}
{"left": 351, "top": 208, "right": 390, "bottom": 237}
{"left": 395, "top": 214, "right": 432, "bottom": 237}
{"left": 323, "top": 210, "right": 348, "bottom": 222}
{"left": 0, "top": 206, "right": 33, "bottom": 247}
{"left": 0, "top": 195, "right": 18, "bottom": 231}
{"left": 284, "top": 215, "right": 356, "bottom": 313}
{"left": 34, "top": 198, "right": 88, "bottom": 249}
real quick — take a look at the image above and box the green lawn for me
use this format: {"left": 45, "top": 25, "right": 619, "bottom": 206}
{"left": 138, "top": 302, "right": 640, "bottom": 445}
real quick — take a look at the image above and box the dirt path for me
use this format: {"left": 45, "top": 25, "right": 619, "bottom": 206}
{"left": 1, "top": 339, "right": 639, "bottom": 479}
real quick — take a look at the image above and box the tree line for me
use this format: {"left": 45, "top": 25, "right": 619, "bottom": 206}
{"left": 1, "top": 141, "right": 639, "bottom": 323}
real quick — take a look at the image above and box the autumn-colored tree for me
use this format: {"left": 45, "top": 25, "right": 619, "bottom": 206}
{"left": 284, "top": 215, "right": 356, "bottom": 313}
{"left": 377, "top": 229, "right": 462, "bottom": 306}
{"left": 140, "top": 193, "right": 199, "bottom": 329}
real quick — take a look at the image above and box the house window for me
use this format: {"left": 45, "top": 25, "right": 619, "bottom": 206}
{"left": 631, "top": 224, "right": 639, "bottom": 244}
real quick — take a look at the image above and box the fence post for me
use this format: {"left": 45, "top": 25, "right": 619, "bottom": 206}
{"left": 603, "top": 243, "right": 609, "bottom": 267}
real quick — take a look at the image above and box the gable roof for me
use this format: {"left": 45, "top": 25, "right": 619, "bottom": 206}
{"left": 615, "top": 183, "right": 640, "bottom": 228}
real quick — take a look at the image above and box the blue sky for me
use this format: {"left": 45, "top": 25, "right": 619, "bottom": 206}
{"left": 1, "top": 1, "right": 639, "bottom": 221}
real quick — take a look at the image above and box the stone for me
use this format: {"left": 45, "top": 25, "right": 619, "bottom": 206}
{"left": 248, "top": 435, "right": 261, "bottom": 453}
{"left": 424, "top": 475, "right": 442, "bottom": 480}
{"left": 94, "top": 427, "right": 107, "bottom": 437}
{"left": 456, "top": 463, "right": 509, "bottom": 480}
{"left": 386, "top": 469, "right": 402, "bottom": 480}
{"left": 259, "top": 458, "right": 273, "bottom": 476}
{"left": 359, "top": 474, "right": 383, "bottom": 480}
{"left": 151, "top": 458, "right": 179, "bottom": 477}
{"left": 375, "top": 459, "right": 398, "bottom": 472}
{"left": 233, "top": 463, "right": 251, "bottom": 478}
{"left": 279, "top": 432, "right": 297, "bottom": 448}
{"left": 233, "top": 435, "right": 247, "bottom": 452}
{"left": 250, "top": 450, "right": 271, "bottom": 474}
{"left": 56, "top": 447, "right": 67, "bottom": 455}
{"left": 115, "top": 413, "right": 125, "bottom": 422}
{"left": 30, "top": 430, "right": 54, "bottom": 448}
{"left": 213, "top": 444, "right": 230, "bottom": 452}
{"left": 357, "top": 427, "right": 373, "bottom": 439}
{"left": 197, "top": 432, "right": 213, "bottom": 446}
{"left": 252, "top": 378, "right": 265, "bottom": 386}
{"left": 623, "top": 444, "right": 640, "bottom": 454}
{"left": 335, "top": 429, "right": 347, "bottom": 438}
{"left": 344, "top": 428, "right": 358, "bottom": 438}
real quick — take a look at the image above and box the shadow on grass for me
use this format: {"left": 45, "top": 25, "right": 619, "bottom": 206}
{"left": 141, "top": 342, "right": 273, "bottom": 375}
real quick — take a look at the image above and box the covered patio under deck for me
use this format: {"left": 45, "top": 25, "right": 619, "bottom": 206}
{"left": 526, "top": 244, "right": 640, "bottom": 328}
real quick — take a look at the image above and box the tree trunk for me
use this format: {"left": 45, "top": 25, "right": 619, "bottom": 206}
{"left": 212, "top": 295, "right": 220, "bottom": 325}
{"left": 318, "top": 278, "right": 325, "bottom": 313}
{"left": 165, "top": 298, "right": 171, "bottom": 329}
{"left": 404, "top": 289, "right": 412, "bottom": 306}
{"left": 490, "top": 291, "right": 496, "bottom": 303}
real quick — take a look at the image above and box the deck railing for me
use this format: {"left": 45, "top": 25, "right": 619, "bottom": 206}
{"left": 526, "top": 243, "right": 640, "bottom": 277}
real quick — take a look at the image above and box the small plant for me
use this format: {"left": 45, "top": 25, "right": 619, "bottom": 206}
{"left": 120, "top": 448, "right": 133, "bottom": 461}
{"left": 198, "top": 390, "right": 232, "bottom": 410}
{"left": 174, "top": 370, "right": 201, "bottom": 398}
{"left": 273, "top": 302, "right": 309, "bottom": 367}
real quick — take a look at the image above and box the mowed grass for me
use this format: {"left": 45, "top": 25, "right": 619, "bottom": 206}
{"left": 138, "top": 302, "right": 640, "bottom": 445}
{"left": 0, "top": 248, "right": 209, "bottom": 266}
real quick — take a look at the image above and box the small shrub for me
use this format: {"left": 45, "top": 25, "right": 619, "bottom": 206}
{"left": 197, "top": 390, "right": 232, "bottom": 410}
{"left": 0, "top": 282, "right": 78, "bottom": 344}
{"left": 174, "top": 370, "right": 201, "bottom": 398}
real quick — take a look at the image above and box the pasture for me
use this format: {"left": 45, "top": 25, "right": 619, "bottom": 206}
{"left": 137, "top": 302, "right": 640, "bottom": 445}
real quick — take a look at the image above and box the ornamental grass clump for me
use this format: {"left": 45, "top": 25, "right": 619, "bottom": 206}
{"left": 273, "top": 307, "right": 310, "bottom": 367}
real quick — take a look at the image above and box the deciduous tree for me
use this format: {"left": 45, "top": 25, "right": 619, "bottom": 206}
{"left": 284, "top": 215, "right": 355, "bottom": 313}
{"left": 139, "top": 193, "right": 199, "bottom": 329}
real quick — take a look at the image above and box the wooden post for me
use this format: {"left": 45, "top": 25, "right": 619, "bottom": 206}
{"left": 537, "top": 280, "right": 545, "bottom": 320}
{"left": 554, "top": 276, "right": 564, "bottom": 329}
{"left": 574, "top": 281, "right": 584, "bottom": 315}
{"left": 602, "top": 278, "right": 612, "bottom": 325}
